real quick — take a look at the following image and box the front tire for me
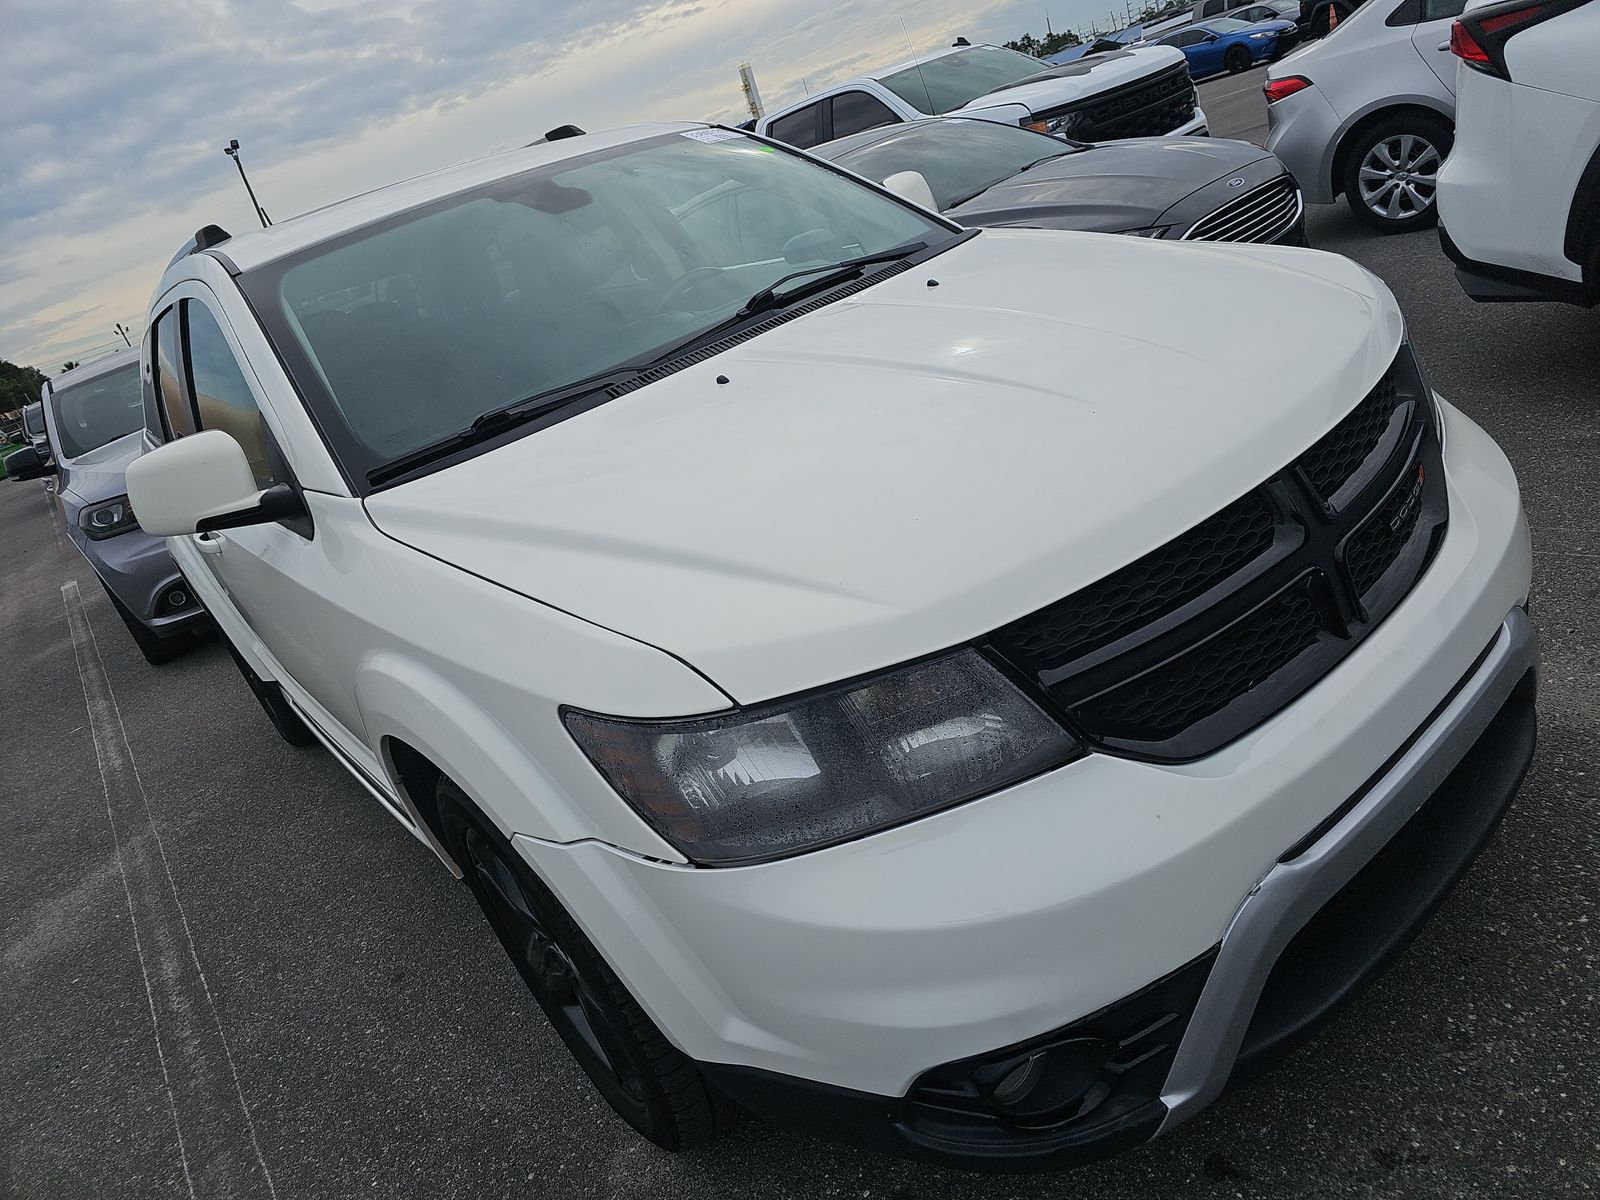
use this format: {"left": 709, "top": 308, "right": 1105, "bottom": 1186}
{"left": 1224, "top": 45, "right": 1253, "bottom": 73}
{"left": 437, "top": 779, "right": 724, "bottom": 1151}
{"left": 1342, "top": 114, "right": 1452, "bottom": 233}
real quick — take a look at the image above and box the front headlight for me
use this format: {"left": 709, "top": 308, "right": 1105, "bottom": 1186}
{"left": 1118, "top": 227, "right": 1171, "bottom": 238}
{"left": 564, "top": 649, "right": 1080, "bottom": 865}
{"left": 1249, "top": 31, "right": 1273, "bottom": 37}
{"left": 81, "top": 495, "right": 139, "bottom": 540}
{"left": 1026, "top": 111, "right": 1087, "bottom": 139}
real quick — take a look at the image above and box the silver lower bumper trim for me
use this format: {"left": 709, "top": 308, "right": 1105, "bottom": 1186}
{"left": 1157, "top": 606, "right": 1538, "bottom": 1131}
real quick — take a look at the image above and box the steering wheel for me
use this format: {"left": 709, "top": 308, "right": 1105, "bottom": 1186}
{"left": 655, "top": 266, "right": 731, "bottom": 315}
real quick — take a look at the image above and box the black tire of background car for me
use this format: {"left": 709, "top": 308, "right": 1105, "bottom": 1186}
{"left": 1341, "top": 112, "right": 1453, "bottom": 234}
{"left": 98, "top": 578, "right": 194, "bottom": 666}
{"left": 436, "top": 777, "right": 728, "bottom": 1151}
{"left": 218, "top": 632, "right": 317, "bottom": 746}
{"left": 1225, "top": 45, "right": 1254, "bottom": 72}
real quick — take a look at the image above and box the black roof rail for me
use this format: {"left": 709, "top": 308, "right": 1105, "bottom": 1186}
{"left": 165, "top": 224, "right": 233, "bottom": 270}
{"left": 528, "top": 124, "right": 586, "bottom": 145}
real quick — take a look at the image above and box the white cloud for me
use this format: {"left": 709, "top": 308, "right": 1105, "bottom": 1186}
{"left": 0, "top": 0, "right": 1104, "bottom": 371}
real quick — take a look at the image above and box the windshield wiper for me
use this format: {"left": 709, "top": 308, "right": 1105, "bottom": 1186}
{"left": 629, "top": 241, "right": 929, "bottom": 371}
{"left": 736, "top": 241, "right": 927, "bottom": 321}
{"left": 365, "top": 365, "right": 642, "bottom": 487}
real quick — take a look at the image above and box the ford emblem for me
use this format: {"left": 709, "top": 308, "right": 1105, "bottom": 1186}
{"left": 1227, "top": 177, "right": 1246, "bottom": 188}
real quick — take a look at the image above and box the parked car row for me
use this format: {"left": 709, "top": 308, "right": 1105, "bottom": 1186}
{"left": 1, "top": 13, "right": 1567, "bottom": 1173}
{"left": 4, "top": 351, "right": 210, "bottom": 662}
{"left": 1263, "top": 0, "right": 1598, "bottom": 305}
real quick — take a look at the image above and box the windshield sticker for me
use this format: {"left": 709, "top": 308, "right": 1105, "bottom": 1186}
{"left": 679, "top": 128, "right": 743, "bottom": 142}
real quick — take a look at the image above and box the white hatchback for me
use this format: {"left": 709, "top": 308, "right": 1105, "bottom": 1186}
{"left": 128, "top": 123, "right": 1536, "bottom": 1170}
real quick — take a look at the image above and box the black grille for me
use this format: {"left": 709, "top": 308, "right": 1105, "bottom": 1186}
{"left": 1344, "top": 460, "right": 1427, "bottom": 597}
{"left": 1042, "top": 64, "right": 1196, "bottom": 141}
{"left": 984, "top": 348, "right": 1446, "bottom": 761}
{"left": 1074, "top": 582, "right": 1323, "bottom": 742}
{"left": 991, "top": 493, "right": 1274, "bottom": 669}
{"left": 1296, "top": 368, "right": 1402, "bottom": 504}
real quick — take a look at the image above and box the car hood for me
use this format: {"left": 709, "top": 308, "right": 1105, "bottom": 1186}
{"left": 948, "top": 137, "right": 1274, "bottom": 232}
{"left": 954, "top": 46, "right": 1187, "bottom": 116}
{"left": 366, "top": 230, "right": 1402, "bottom": 705}
{"left": 60, "top": 430, "right": 140, "bottom": 505}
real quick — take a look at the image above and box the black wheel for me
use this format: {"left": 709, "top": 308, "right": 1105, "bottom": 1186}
{"left": 99, "top": 578, "right": 191, "bottom": 665}
{"left": 1224, "top": 45, "right": 1253, "bottom": 73}
{"left": 437, "top": 779, "right": 725, "bottom": 1150}
{"left": 219, "top": 635, "right": 316, "bottom": 746}
{"left": 1342, "top": 114, "right": 1453, "bottom": 233}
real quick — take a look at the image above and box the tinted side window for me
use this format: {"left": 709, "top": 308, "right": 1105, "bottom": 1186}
{"left": 1202, "top": 0, "right": 1226, "bottom": 15}
{"left": 830, "top": 91, "right": 899, "bottom": 139}
{"left": 183, "top": 301, "right": 276, "bottom": 488}
{"left": 155, "top": 307, "right": 197, "bottom": 438}
{"left": 1420, "top": 0, "right": 1466, "bottom": 18}
{"left": 769, "top": 103, "right": 823, "bottom": 149}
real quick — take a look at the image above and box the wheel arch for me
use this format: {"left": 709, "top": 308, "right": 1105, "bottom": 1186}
{"left": 1564, "top": 142, "right": 1600, "bottom": 277}
{"left": 356, "top": 651, "right": 686, "bottom": 875}
{"left": 1330, "top": 100, "right": 1454, "bottom": 199}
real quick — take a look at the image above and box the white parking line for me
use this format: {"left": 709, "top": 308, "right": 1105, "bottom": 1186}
{"left": 61, "top": 579, "right": 278, "bottom": 1200}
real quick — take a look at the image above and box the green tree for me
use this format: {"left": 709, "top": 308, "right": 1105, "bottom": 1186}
{"left": 1003, "top": 29, "right": 1082, "bottom": 57}
{"left": 61, "top": 360, "right": 80, "bottom": 372}
{"left": 0, "top": 359, "right": 49, "bottom": 421}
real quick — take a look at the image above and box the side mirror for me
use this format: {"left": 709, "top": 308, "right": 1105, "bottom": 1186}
{"left": 882, "top": 170, "right": 939, "bottom": 211}
{"left": 3, "top": 444, "right": 55, "bottom": 481}
{"left": 127, "top": 429, "right": 302, "bottom": 536}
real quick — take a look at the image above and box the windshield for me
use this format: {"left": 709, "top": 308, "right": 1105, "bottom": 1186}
{"left": 23, "top": 403, "right": 45, "bottom": 437}
{"left": 48, "top": 364, "right": 142, "bottom": 458}
{"left": 1203, "top": 17, "right": 1251, "bottom": 30}
{"left": 819, "top": 121, "right": 1077, "bottom": 210}
{"left": 879, "top": 47, "right": 1049, "bottom": 115}
{"left": 243, "top": 131, "right": 952, "bottom": 481}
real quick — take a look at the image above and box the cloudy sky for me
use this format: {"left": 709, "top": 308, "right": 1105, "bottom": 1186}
{"left": 1, "top": 0, "right": 1125, "bottom": 374}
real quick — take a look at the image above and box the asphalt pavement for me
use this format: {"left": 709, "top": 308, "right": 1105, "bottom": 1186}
{"left": 3, "top": 70, "right": 1598, "bottom": 1199}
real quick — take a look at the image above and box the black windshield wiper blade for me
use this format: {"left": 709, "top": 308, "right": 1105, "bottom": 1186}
{"left": 735, "top": 241, "right": 927, "bottom": 320}
{"left": 365, "top": 366, "right": 641, "bottom": 487}
{"left": 631, "top": 241, "right": 930, "bottom": 371}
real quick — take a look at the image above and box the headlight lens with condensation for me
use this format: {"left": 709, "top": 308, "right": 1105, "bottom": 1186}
{"left": 564, "top": 650, "right": 1080, "bottom": 865}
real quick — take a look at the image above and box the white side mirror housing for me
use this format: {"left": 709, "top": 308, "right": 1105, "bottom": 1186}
{"left": 882, "top": 170, "right": 939, "bottom": 212}
{"left": 127, "top": 430, "right": 264, "bottom": 536}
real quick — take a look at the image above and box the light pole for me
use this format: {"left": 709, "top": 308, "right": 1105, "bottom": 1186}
{"left": 113, "top": 322, "right": 132, "bottom": 348}
{"left": 224, "top": 138, "right": 271, "bottom": 228}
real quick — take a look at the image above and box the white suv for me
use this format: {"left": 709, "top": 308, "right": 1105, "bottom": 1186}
{"left": 127, "top": 123, "right": 1536, "bottom": 1169}
{"left": 755, "top": 42, "right": 1207, "bottom": 149}
{"left": 1437, "top": 0, "right": 1600, "bottom": 304}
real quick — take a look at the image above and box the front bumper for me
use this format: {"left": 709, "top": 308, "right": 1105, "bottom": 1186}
{"left": 75, "top": 526, "right": 206, "bottom": 635}
{"left": 1173, "top": 105, "right": 1209, "bottom": 137}
{"left": 704, "top": 621, "right": 1535, "bottom": 1168}
{"left": 514, "top": 399, "right": 1531, "bottom": 1161}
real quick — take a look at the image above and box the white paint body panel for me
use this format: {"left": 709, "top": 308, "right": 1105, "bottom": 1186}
{"left": 368, "top": 230, "right": 1401, "bottom": 704}
{"left": 1437, "top": 1, "right": 1600, "bottom": 284}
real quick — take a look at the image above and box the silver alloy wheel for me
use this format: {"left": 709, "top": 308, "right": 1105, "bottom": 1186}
{"left": 1357, "top": 133, "right": 1441, "bottom": 222}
